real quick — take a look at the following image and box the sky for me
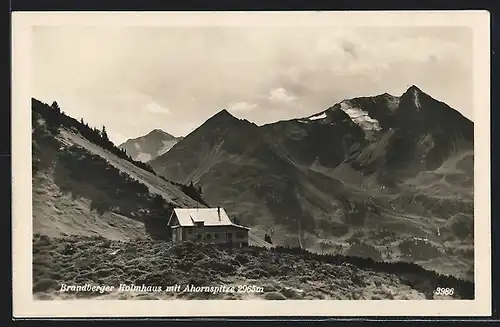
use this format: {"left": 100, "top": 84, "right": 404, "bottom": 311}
{"left": 32, "top": 24, "right": 473, "bottom": 145}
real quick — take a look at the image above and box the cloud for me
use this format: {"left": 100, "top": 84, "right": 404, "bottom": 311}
{"left": 110, "top": 91, "right": 150, "bottom": 105}
{"left": 228, "top": 101, "right": 258, "bottom": 112}
{"left": 269, "top": 87, "right": 297, "bottom": 103}
{"left": 32, "top": 25, "right": 472, "bottom": 138}
{"left": 146, "top": 101, "right": 170, "bottom": 114}
{"left": 109, "top": 91, "right": 170, "bottom": 114}
{"left": 340, "top": 40, "right": 358, "bottom": 59}
{"left": 378, "top": 36, "right": 460, "bottom": 63}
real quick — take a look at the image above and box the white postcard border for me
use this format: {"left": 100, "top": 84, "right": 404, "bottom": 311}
{"left": 12, "top": 10, "right": 491, "bottom": 317}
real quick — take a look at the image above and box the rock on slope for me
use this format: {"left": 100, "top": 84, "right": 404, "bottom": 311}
{"left": 119, "top": 129, "right": 183, "bottom": 163}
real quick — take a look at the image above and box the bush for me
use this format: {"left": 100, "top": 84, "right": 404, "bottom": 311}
{"left": 245, "top": 268, "right": 269, "bottom": 279}
{"left": 447, "top": 214, "right": 473, "bottom": 240}
{"left": 258, "top": 243, "right": 474, "bottom": 299}
{"left": 33, "top": 279, "right": 58, "bottom": 293}
{"left": 233, "top": 254, "right": 249, "bottom": 264}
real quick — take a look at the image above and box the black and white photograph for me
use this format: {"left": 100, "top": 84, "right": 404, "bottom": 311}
{"left": 12, "top": 11, "right": 491, "bottom": 317}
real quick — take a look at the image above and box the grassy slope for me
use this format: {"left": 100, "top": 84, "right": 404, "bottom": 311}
{"left": 33, "top": 234, "right": 473, "bottom": 300}
{"left": 33, "top": 172, "right": 147, "bottom": 241}
{"left": 31, "top": 100, "right": 206, "bottom": 242}
{"left": 59, "top": 129, "right": 203, "bottom": 208}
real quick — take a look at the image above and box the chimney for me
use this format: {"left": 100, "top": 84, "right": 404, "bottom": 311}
{"left": 217, "top": 206, "right": 221, "bottom": 220}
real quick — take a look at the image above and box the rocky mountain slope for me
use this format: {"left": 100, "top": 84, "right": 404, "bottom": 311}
{"left": 149, "top": 86, "right": 474, "bottom": 281}
{"left": 119, "top": 129, "right": 183, "bottom": 163}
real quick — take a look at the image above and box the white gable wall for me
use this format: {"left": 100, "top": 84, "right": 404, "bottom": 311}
{"left": 176, "top": 225, "right": 248, "bottom": 246}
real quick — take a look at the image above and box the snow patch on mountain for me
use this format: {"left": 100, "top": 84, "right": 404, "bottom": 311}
{"left": 340, "top": 101, "right": 382, "bottom": 132}
{"left": 309, "top": 113, "right": 327, "bottom": 121}
{"left": 412, "top": 89, "right": 421, "bottom": 109}
{"left": 136, "top": 152, "right": 153, "bottom": 162}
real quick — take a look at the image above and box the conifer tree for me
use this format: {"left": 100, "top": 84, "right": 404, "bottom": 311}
{"left": 101, "top": 125, "right": 109, "bottom": 141}
{"left": 51, "top": 101, "right": 61, "bottom": 114}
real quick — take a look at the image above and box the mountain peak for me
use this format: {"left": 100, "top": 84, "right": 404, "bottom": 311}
{"left": 405, "top": 84, "right": 424, "bottom": 95}
{"left": 399, "top": 85, "right": 428, "bottom": 109}
{"left": 119, "top": 128, "right": 181, "bottom": 162}
{"left": 216, "top": 108, "right": 233, "bottom": 117}
{"left": 380, "top": 92, "right": 396, "bottom": 98}
{"left": 207, "top": 108, "right": 239, "bottom": 123}
{"left": 146, "top": 128, "right": 177, "bottom": 139}
{"left": 148, "top": 128, "right": 166, "bottom": 135}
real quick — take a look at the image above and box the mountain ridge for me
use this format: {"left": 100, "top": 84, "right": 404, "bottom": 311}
{"left": 149, "top": 85, "right": 474, "bottom": 281}
{"left": 30, "top": 91, "right": 475, "bottom": 301}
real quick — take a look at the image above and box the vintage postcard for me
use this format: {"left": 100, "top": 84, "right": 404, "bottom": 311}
{"left": 12, "top": 11, "right": 491, "bottom": 317}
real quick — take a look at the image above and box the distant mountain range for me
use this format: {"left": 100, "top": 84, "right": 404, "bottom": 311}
{"left": 31, "top": 94, "right": 475, "bottom": 298}
{"left": 30, "top": 84, "right": 475, "bottom": 281}
{"left": 148, "top": 85, "right": 474, "bottom": 279}
{"left": 119, "top": 129, "right": 183, "bottom": 162}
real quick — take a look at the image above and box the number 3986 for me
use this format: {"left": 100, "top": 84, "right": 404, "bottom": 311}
{"left": 434, "top": 287, "right": 454, "bottom": 296}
